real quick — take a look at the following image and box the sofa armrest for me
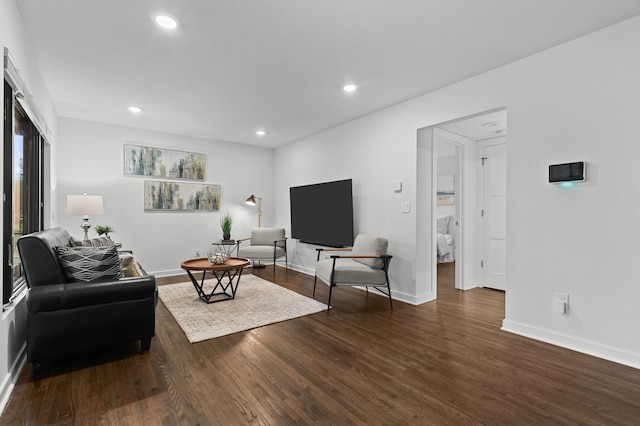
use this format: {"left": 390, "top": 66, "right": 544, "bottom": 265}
{"left": 27, "top": 276, "right": 157, "bottom": 314}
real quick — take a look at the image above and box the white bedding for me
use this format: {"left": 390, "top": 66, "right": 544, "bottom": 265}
{"left": 436, "top": 233, "right": 451, "bottom": 257}
{"left": 437, "top": 233, "right": 454, "bottom": 262}
{"left": 436, "top": 215, "right": 455, "bottom": 263}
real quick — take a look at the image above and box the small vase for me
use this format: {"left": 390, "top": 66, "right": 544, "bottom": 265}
{"left": 223, "top": 233, "right": 231, "bottom": 241}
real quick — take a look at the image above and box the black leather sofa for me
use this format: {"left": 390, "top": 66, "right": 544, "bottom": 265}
{"left": 17, "top": 227, "right": 157, "bottom": 376}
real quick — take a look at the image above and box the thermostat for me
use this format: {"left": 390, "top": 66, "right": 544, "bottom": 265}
{"left": 549, "top": 162, "right": 586, "bottom": 183}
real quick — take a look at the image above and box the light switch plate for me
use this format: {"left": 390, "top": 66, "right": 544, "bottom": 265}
{"left": 556, "top": 293, "right": 569, "bottom": 314}
{"left": 393, "top": 180, "right": 403, "bottom": 192}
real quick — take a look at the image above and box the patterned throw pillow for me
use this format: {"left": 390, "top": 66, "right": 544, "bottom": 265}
{"left": 55, "top": 246, "right": 123, "bottom": 282}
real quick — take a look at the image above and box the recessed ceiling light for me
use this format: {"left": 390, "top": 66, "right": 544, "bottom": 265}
{"left": 343, "top": 84, "right": 357, "bottom": 92}
{"left": 481, "top": 121, "right": 498, "bottom": 128}
{"left": 256, "top": 130, "right": 266, "bottom": 136}
{"left": 128, "top": 106, "right": 143, "bottom": 114}
{"left": 154, "top": 14, "right": 178, "bottom": 30}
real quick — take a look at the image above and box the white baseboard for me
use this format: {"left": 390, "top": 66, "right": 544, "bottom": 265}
{"left": 286, "top": 263, "right": 315, "bottom": 276}
{"left": 160, "top": 261, "right": 422, "bottom": 308}
{"left": 0, "top": 346, "right": 26, "bottom": 417}
{"left": 287, "top": 262, "right": 420, "bottom": 306}
{"left": 502, "top": 319, "right": 640, "bottom": 370}
{"left": 151, "top": 268, "right": 184, "bottom": 277}
{"left": 153, "top": 262, "right": 286, "bottom": 278}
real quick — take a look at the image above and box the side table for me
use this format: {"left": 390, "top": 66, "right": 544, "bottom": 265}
{"left": 212, "top": 240, "right": 238, "bottom": 257}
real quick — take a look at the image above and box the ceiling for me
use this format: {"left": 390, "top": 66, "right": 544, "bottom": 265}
{"left": 15, "top": 0, "right": 640, "bottom": 148}
{"left": 439, "top": 110, "right": 507, "bottom": 142}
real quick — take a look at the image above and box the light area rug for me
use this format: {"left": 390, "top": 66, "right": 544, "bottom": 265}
{"left": 158, "top": 274, "right": 327, "bottom": 343}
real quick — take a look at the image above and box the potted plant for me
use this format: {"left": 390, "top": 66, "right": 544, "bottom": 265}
{"left": 220, "top": 212, "right": 233, "bottom": 241}
{"left": 95, "top": 225, "right": 114, "bottom": 238}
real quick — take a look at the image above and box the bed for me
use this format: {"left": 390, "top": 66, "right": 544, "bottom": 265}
{"left": 437, "top": 214, "right": 455, "bottom": 263}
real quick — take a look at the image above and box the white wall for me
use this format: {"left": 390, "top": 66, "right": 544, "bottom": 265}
{"left": 56, "top": 118, "right": 274, "bottom": 276}
{"left": 501, "top": 18, "right": 640, "bottom": 367}
{"left": 275, "top": 15, "right": 640, "bottom": 368}
{"left": 275, "top": 110, "right": 420, "bottom": 301}
{"left": 2, "top": 8, "right": 639, "bottom": 417}
{"left": 1, "top": 0, "right": 58, "bottom": 414}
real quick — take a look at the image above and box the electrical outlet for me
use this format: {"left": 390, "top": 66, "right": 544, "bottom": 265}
{"left": 401, "top": 201, "right": 411, "bottom": 213}
{"left": 556, "top": 293, "right": 569, "bottom": 314}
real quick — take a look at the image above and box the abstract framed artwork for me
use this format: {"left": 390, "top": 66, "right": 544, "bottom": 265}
{"left": 144, "top": 180, "right": 221, "bottom": 211}
{"left": 124, "top": 143, "right": 206, "bottom": 181}
{"left": 437, "top": 174, "right": 455, "bottom": 206}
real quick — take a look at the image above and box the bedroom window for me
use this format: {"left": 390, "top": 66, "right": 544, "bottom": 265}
{"left": 2, "top": 79, "right": 44, "bottom": 306}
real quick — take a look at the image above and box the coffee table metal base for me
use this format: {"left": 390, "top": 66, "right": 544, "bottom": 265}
{"left": 185, "top": 267, "right": 245, "bottom": 304}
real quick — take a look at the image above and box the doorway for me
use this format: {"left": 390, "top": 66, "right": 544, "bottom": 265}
{"left": 434, "top": 131, "right": 464, "bottom": 291}
{"left": 416, "top": 108, "right": 507, "bottom": 303}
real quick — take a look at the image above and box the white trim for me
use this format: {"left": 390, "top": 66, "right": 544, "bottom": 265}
{"left": 502, "top": 319, "right": 640, "bottom": 369}
{"left": 415, "top": 128, "right": 436, "bottom": 302}
{"left": 3, "top": 47, "right": 51, "bottom": 143}
{"left": 3, "top": 48, "right": 23, "bottom": 93}
{"left": 286, "top": 263, "right": 315, "bottom": 276}
{"left": 0, "top": 347, "right": 26, "bottom": 417}
{"left": 150, "top": 268, "right": 184, "bottom": 277}
{"left": 155, "top": 262, "right": 418, "bottom": 305}
{"left": 433, "top": 128, "right": 468, "bottom": 290}
{"left": 0, "top": 289, "right": 28, "bottom": 417}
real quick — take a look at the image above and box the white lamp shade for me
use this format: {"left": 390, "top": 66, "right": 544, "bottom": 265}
{"left": 67, "top": 194, "right": 104, "bottom": 216}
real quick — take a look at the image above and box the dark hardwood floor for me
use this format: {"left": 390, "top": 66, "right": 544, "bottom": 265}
{"left": 3, "top": 263, "right": 640, "bottom": 425}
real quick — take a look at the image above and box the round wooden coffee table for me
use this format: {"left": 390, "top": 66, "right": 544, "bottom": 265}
{"left": 181, "top": 257, "right": 250, "bottom": 304}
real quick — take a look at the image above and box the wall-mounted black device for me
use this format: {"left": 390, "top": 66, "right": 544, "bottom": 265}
{"left": 548, "top": 161, "right": 586, "bottom": 183}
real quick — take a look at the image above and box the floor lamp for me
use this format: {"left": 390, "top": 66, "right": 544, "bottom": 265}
{"left": 245, "top": 194, "right": 262, "bottom": 227}
{"left": 67, "top": 193, "right": 104, "bottom": 241}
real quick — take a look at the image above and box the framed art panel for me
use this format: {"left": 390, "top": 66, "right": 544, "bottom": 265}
{"left": 124, "top": 143, "right": 206, "bottom": 180}
{"left": 437, "top": 174, "right": 455, "bottom": 206}
{"left": 144, "top": 180, "right": 220, "bottom": 211}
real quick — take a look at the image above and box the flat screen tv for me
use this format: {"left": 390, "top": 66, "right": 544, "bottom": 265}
{"left": 290, "top": 179, "right": 354, "bottom": 247}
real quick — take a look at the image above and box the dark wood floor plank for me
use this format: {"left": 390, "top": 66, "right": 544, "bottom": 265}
{"left": 2, "top": 263, "right": 640, "bottom": 425}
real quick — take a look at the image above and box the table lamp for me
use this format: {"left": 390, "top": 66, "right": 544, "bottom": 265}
{"left": 67, "top": 193, "right": 104, "bottom": 241}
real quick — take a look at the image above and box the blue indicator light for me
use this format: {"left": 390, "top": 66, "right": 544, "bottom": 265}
{"left": 559, "top": 182, "right": 575, "bottom": 188}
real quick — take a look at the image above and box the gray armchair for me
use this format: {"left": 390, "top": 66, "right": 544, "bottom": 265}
{"left": 237, "top": 227, "right": 287, "bottom": 279}
{"left": 313, "top": 234, "right": 393, "bottom": 313}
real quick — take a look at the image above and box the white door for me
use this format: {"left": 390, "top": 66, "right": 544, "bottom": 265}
{"left": 481, "top": 141, "right": 507, "bottom": 291}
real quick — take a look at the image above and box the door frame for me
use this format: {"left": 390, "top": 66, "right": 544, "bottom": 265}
{"left": 433, "top": 128, "right": 466, "bottom": 290}
{"left": 416, "top": 126, "right": 470, "bottom": 304}
{"left": 417, "top": 108, "right": 507, "bottom": 303}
